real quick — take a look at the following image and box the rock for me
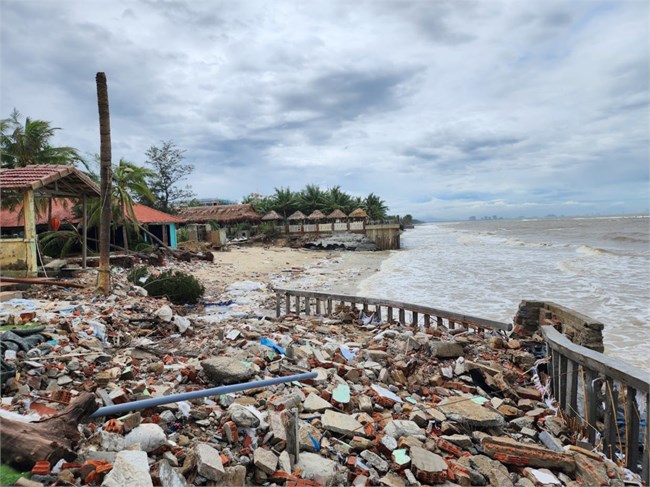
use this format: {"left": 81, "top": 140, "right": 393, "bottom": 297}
{"left": 124, "top": 423, "right": 167, "bottom": 452}
{"left": 163, "top": 451, "right": 179, "bottom": 467}
{"left": 212, "top": 465, "right": 246, "bottom": 487}
{"left": 299, "top": 421, "right": 322, "bottom": 452}
{"left": 157, "top": 459, "right": 187, "bottom": 487}
{"left": 470, "top": 455, "right": 514, "bottom": 487}
{"left": 296, "top": 452, "right": 340, "bottom": 486}
{"left": 539, "top": 430, "right": 564, "bottom": 452}
{"left": 101, "top": 450, "right": 153, "bottom": 487}
{"left": 510, "top": 416, "right": 535, "bottom": 431}
{"left": 194, "top": 443, "right": 225, "bottom": 481}
{"left": 358, "top": 395, "right": 373, "bottom": 413}
{"left": 379, "top": 473, "right": 406, "bottom": 487}
{"left": 201, "top": 357, "right": 254, "bottom": 385}
{"left": 321, "top": 409, "right": 364, "bottom": 436}
{"left": 524, "top": 468, "right": 561, "bottom": 486}
{"left": 437, "top": 396, "right": 505, "bottom": 427}
{"left": 574, "top": 452, "right": 610, "bottom": 486}
{"left": 99, "top": 431, "right": 126, "bottom": 451}
{"left": 440, "top": 434, "right": 473, "bottom": 449}
{"left": 156, "top": 305, "right": 173, "bottom": 322}
{"left": 228, "top": 404, "right": 261, "bottom": 428}
{"left": 409, "top": 446, "right": 448, "bottom": 484}
{"left": 428, "top": 341, "right": 464, "bottom": 358}
{"left": 361, "top": 450, "right": 389, "bottom": 472}
{"left": 253, "top": 447, "right": 278, "bottom": 475}
{"left": 278, "top": 451, "right": 291, "bottom": 473}
{"left": 122, "top": 412, "right": 142, "bottom": 433}
{"left": 384, "top": 420, "right": 423, "bottom": 439}
{"left": 303, "top": 392, "right": 333, "bottom": 412}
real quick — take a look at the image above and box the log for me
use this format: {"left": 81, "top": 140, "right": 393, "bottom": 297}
{"left": 0, "top": 277, "right": 85, "bottom": 289}
{"left": 0, "top": 392, "right": 97, "bottom": 470}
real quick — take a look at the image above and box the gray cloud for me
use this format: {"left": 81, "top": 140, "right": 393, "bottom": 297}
{"left": 1, "top": 0, "right": 648, "bottom": 219}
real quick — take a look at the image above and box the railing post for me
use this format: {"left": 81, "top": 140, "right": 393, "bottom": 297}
{"left": 644, "top": 391, "right": 649, "bottom": 484}
{"left": 437, "top": 316, "right": 443, "bottom": 328}
{"left": 603, "top": 378, "right": 618, "bottom": 459}
{"left": 412, "top": 311, "right": 418, "bottom": 326}
{"left": 551, "top": 348, "right": 560, "bottom": 399}
{"left": 387, "top": 307, "right": 393, "bottom": 323}
{"left": 625, "top": 386, "right": 639, "bottom": 473}
{"left": 315, "top": 299, "right": 321, "bottom": 316}
{"left": 305, "top": 297, "right": 311, "bottom": 315}
{"left": 424, "top": 314, "right": 430, "bottom": 328}
{"left": 398, "top": 308, "right": 405, "bottom": 324}
{"left": 566, "top": 359, "right": 578, "bottom": 417}
{"left": 327, "top": 298, "right": 333, "bottom": 316}
{"left": 285, "top": 292, "right": 290, "bottom": 315}
{"left": 559, "top": 355, "right": 568, "bottom": 410}
{"left": 584, "top": 368, "right": 598, "bottom": 445}
{"left": 295, "top": 295, "right": 301, "bottom": 315}
{"left": 276, "top": 293, "right": 281, "bottom": 318}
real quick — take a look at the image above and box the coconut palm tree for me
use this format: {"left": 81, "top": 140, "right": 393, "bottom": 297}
{"left": 298, "top": 184, "right": 326, "bottom": 215}
{"left": 363, "top": 193, "right": 388, "bottom": 221}
{"left": 324, "top": 186, "right": 353, "bottom": 214}
{"left": 271, "top": 187, "right": 298, "bottom": 219}
{"left": 1, "top": 109, "right": 82, "bottom": 169}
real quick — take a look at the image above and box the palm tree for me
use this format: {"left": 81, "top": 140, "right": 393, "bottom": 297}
{"left": 363, "top": 193, "right": 388, "bottom": 221}
{"left": 298, "top": 184, "right": 326, "bottom": 215}
{"left": 324, "top": 186, "right": 352, "bottom": 214}
{"left": 271, "top": 187, "right": 298, "bottom": 219}
{"left": 1, "top": 109, "right": 82, "bottom": 169}
{"left": 114, "top": 159, "right": 155, "bottom": 251}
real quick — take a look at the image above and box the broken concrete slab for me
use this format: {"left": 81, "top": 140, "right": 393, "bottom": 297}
{"left": 321, "top": 409, "right": 364, "bottom": 437}
{"left": 124, "top": 423, "right": 167, "bottom": 452}
{"left": 437, "top": 396, "right": 505, "bottom": 428}
{"left": 384, "top": 420, "right": 424, "bottom": 439}
{"left": 200, "top": 356, "right": 254, "bottom": 385}
{"left": 253, "top": 447, "right": 278, "bottom": 475}
{"left": 303, "top": 392, "right": 333, "bottom": 412}
{"left": 193, "top": 443, "right": 225, "bottom": 481}
{"left": 101, "top": 450, "right": 153, "bottom": 487}
{"left": 409, "top": 446, "right": 447, "bottom": 484}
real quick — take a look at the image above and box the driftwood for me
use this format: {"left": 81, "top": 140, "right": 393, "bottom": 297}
{"left": 0, "top": 277, "right": 85, "bottom": 289}
{"left": 0, "top": 392, "right": 97, "bottom": 470}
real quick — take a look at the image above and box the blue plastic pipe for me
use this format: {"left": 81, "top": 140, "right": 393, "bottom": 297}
{"left": 90, "top": 371, "right": 317, "bottom": 418}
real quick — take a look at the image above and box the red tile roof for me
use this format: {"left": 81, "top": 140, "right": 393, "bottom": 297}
{"left": 0, "top": 165, "right": 100, "bottom": 195}
{"left": 0, "top": 199, "right": 183, "bottom": 228}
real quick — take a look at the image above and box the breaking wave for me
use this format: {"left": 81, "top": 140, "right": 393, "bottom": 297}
{"left": 576, "top": 245, "right": 611, "bottom": 256}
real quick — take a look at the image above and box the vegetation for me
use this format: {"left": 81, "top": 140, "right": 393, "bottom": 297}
{"left": 139, "top": 269, "right": 205, "bottom": 304}
{"left": 177, "top": 226, "right": 189, "bottom": 243}
{"left": 0, "top": 109, "right": 82, "bottom": 169}
{"left": 127, "top": 265, "right": 150, "bottom": 285}
{"left": 257, "top": 221, "right": 280, "bottom": 239}
{"left": 144, "top": 140, "right": 195, "bottom": 213}
{"left": 39, "top": 228, "right": 81, "bottom": 258}
{"left": 242, "top": 185, "right": 389, "bottom": 221}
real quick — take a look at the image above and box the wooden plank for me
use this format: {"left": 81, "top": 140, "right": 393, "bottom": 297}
{"left": 542, "top": 326, "right": 649, "bottom": 393}
{"left": 0, "top": 277, "right": 85, "bottom": 289}
{"left": 644, "top": 392, "right": 649, "bottom": 485}
{"left": 625, "top": 386, "right": 639, "bottom": 472}
{"left": 603, "top": 378, "right": 618, "bottom": 459}
{"left": 584, "top": 368, "right": 598, "bottom": 445}
{"left": 551, "top": 349, "right": 560, "bottom": 399}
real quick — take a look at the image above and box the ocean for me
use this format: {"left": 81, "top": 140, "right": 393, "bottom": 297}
{"left": 358, "top": 216, "right": 650, "bottom": 371}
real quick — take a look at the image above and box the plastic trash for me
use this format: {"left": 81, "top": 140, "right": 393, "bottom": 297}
{"left": 339, "top": 344, "right": 358, "bottom": 362}
{"left": 260, "top": 337, "right": 286, "bottom": 355}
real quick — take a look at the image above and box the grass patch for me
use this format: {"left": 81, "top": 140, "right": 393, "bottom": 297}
{"left": 0, "top": 322, "right": 43, "bottom": 333}
{"left": 0, "top": 464, "right": 31, "bottom": 485}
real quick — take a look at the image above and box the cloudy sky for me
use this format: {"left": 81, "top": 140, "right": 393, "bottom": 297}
{"left": 1, "top": 0, "right": 648, "bottom": 220}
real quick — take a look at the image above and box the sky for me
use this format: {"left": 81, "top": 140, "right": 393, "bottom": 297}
{"left": 1, "top": 0, "right": 648, "bottom": 220}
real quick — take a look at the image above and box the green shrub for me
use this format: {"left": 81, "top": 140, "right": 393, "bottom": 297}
{"left": 258, "top": 222, "right": 280, "bottom": 239}
{"left": 142, "top": 270, "right": 205, "bottom": 304}
{"left": 177, "top": 227, "right": 189, "bottom": 243}
{"left": 127, "top": 265, "right": 150, "bottom": 285}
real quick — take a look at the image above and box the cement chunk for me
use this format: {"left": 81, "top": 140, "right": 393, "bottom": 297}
{"left": 253, "top": 447, "right": 278, "bottom": 475}
{"left": 303, "top": 392, "right": 333, "bottom": 412}
{"left": 437, "top": 396, "right": 505, "bottom": 427}
{"left": 321, "top": 409, "right": 363, "bottom": 436}
{"left": 101, "top": 450, "right": 153, "bottom": 487}
{"left": 194, "top": 443, "right": 225, "bottom": 481}
{"left": 201, "top": 357, "right": 254, "bottom": 385}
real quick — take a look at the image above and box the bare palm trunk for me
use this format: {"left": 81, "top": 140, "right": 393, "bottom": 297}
{"left": 122, "top": 221, "right": 129, "bottom": 252}
{"left": 96, "top": 72, "right": 112, "bottom": 295}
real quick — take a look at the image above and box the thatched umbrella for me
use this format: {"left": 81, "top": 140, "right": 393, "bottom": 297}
{"left": 327, "top": 209, "right": 348, "bottom": 220}
{"left": 349, "top": 208, "right": 368, "bottom": 219}
{"left": 307, "top": 210, "right": 326, "bottom": 220}
{"left": 261, "top": 210, "right": 283, "bottom": 221}
{"left": 287, "top": 210, "right": 307, "bottom": 221}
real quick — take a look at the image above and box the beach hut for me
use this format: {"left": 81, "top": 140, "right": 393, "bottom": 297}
{"left": 305, "top": 210, "right": 326, "bottom": 233}
{"left": 287, "top": 211, "right": 307, "bottom": 234}
{"left": 327, "top": 209, "right": 348, "bottom": 232}
{"left": 348, "top": 208, "right": 368, "bottom": 232}
{"left": 261, "top": 210, "right": 283, "bottom": 222}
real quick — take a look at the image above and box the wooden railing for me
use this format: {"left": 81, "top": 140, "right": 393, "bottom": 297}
{"left": 274, "top": 289, "right": 648, "bottom": 482}
{"left": 542, "top": 325, "right": 649, "bottom": 482}
{"left": 274, "top": 288, "right": 511, "bottom": 333}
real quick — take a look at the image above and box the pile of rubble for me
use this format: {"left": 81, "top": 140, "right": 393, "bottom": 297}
{"left": 0, "top": 270, "right": 641, "bottom": 487}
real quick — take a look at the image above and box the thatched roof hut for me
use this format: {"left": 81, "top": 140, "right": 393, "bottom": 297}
{"left": 178, "top": 203, "right": 260, "bottom": 224}
{"left": 349, "top": 208, "right": 368, "bottom": 219}
{"left": 261, "top": 210, "right": 283, "bottom": 221}
{"left": 327, "top": 209, "right": 348, "bottom": 219}
{"left": 307, "top": 210, "right": 327, "bottom": 220}
{"left": 287, "top": 210, "right": 307, "bottom": 221}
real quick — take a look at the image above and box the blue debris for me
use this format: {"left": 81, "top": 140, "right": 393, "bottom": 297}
{"left": 260, "top": 337, "right": 286, "bottom": 355}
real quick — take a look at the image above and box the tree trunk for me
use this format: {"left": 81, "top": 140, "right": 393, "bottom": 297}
{"left": 122, "top": 221, "right": 129, "bottom": 252}
{"left": 96, "top": 72, "right": 112, "bottom": 295}
{"left": 0, "top": 392, "right": 97, "bottom": 470}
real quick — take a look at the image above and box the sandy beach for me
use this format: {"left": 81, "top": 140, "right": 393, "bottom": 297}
{"left": 192, "top": 244, "right": 391, "bottom": 297}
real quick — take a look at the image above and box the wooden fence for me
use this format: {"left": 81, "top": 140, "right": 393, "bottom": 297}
{"left": 274, "top": 288, "right": 649, "bottom": 482}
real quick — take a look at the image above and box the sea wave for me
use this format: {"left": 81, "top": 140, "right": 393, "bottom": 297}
{"left": 576, "top": 245, "right": 611, "bottom": 256}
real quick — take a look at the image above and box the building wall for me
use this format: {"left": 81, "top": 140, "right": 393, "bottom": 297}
{"left": 0, "top": 238, "right": 30, "bottom": 275}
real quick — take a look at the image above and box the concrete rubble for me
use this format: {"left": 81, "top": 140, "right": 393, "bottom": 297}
{"left": 0, "top": 263, "right": 643, "bottom": 487}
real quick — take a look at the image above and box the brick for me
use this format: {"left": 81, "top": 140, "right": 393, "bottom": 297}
{"left": 481, "top": 436, "right": 575, "bottom": 473}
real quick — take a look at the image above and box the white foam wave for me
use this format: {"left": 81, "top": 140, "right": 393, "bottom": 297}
{"left": 576, "top": 245, "right": 609, "bottom": 256}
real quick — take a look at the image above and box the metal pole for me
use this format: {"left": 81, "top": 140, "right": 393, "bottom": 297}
{"left": 90, "top": 372, "right": 316, "bottom": 418}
